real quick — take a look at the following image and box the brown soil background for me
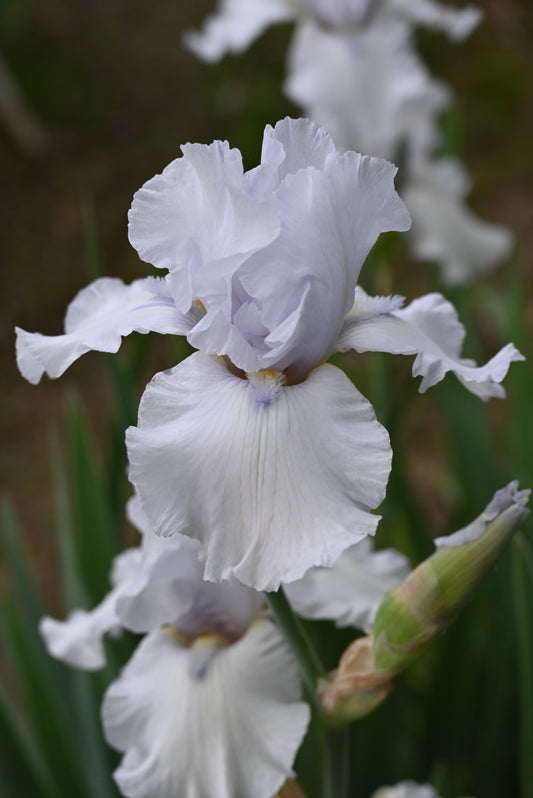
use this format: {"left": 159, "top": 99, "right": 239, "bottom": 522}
{"left": 1, "top": 0, "right": 532, "bottom": 607}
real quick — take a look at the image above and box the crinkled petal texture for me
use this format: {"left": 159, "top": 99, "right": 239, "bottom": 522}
{"left": 337, "top": 288, "right": 524, "bottom": 399}
{"left": 102, "top": 621, "right": 310, "bottom": 798}
{"left": 129, "top": 117, "right": 409, "bottom": 378}
{"left": 126, "top": 353, "right": 392, "bottom": 591}
{"left": 285, "top": 538, "right": 410, "bottom": 630}
{"left": 128, "top": 140, "right": 281, "bottom": 315}
{"left": 227, "top": 144, "right": 409, "bottom": 379}
{"left": 434, "top": 481, "right": 531, "bottom": 549}
{"left": 183, "top": 0, "right": 294, "bottom": 62}
{"left": 16, "top": 276, "right": 194, "bottom": 384}
{"left": 402, "top": 158, "right": 514, "bottom": 284}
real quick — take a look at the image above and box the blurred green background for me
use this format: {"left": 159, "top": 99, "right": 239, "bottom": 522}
{"left": 1, "top": 1, "right": 533, "bottom": 797}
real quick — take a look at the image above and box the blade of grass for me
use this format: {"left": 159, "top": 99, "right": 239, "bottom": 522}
{"left": 512, "top": 531, "right": 533, "bottom": 798}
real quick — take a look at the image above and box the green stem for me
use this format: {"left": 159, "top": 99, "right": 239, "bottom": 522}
{"left": 266, "top": 588, "right": 326, "bottom": 696}
{"left": 323, "top": 726, "right": 351, "bottom": 798}
{"left": 511, "top": 534, "right": 533, "bottom": 798}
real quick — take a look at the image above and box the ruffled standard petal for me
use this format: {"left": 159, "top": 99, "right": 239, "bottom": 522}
{"left": 102, "top": 620, "right": 310, "bottom": 798}
{"left": 402, "top": 158, "right": 514, "bottom": 284}
{"left": 128, "top": 140, "right": 281, "bottom": 317}
{"left": 235, "top": 148, "right": 410, "bottom": 379}
{"left": 285, "top": 537, "right": 410, "bottom": 630}
{"left": 16, "top": 276, "right": 193, "bottom": 384}
{"left": 184, "top": 0, "right": 294, "bottom": 63}
{"left": 126, "top": 352, "right": 392, "bottom": 591}
{"left": 337, "top": 289, "right": 524, "bottom": 399}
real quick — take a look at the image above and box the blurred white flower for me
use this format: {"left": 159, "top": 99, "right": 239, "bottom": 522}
{"left": 17, "top": 119, "right": 522, "bottom": 591}
{"left": 285, "top": 19, "right": 451, "bottom": 165}
{"left": 285, "top": 19, "right": 513, "bottom": 283}
{"left": 184, "top": 0, "right": 481, "bottom": 62}
{"left": 402, "top": 157, "right": 514, "bottom": 284}
{"left": 372, "top": 782, "right": 475, "bottom": 798}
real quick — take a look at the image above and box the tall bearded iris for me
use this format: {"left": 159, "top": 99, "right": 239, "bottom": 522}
{"left": 16, "top": 118, "right": 523, "bottom": 590}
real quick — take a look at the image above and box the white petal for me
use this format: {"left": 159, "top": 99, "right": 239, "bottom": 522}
{"left": 184, "top": 0, "right": 294, "bottom": 62}
{"left": 235, "top": 148, "right": 410, "bottom": 379}
{"left": 285, "top": 21, "right": 449, "bottom": 165}
{"left": 303, "top": 0, "right": 374, "bottom": 28}
{"left": 337, "top": 290, "right": 524, "bottom": 399}
{"left": 403, "top": 159, "right": 514, "bottom": 284}
{"left": 39, "top": 587, "right": 124, "bottom": 670}
{"left": 371, "top": 783, "right": 440, "bottom": 798}
{"left": 126, "top": 353, "right": 392, "bottom": 591}
{"left": 388, "top": 0, "right": 482, "bottom": 41}
{"left": 119, "top": 494, "right": 265, "bottom": 636}
{"left": 128, "top": 140, "right": 280, "bottom": 316}
{"left": 102, "top": 621, "right": 310, "bottom": 798}
{"left": 260, "top": 116, "right": 337, "bottom": 182}
{"left": 435, "top": 481, "right": 531, "bottom": 548}
{"left": 16, "top": 277, "right": 191, "bottom": 384}
{"left": 285, "top": 538, "right": 410, "bottom": 630}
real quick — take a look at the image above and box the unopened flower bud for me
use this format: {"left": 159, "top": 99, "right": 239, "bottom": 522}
{"left": 373, "top": 482, "right": 529, "bottom": 672}
{"left": 320, "top": 483, "right": 529, "bottom": 722}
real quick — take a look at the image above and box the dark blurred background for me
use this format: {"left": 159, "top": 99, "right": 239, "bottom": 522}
{"left": 1, "top": 0, "right": 532, "bottom": 605}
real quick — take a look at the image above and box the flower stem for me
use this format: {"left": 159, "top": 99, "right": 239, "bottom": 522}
{"left": 266, "top": 587, "right": 326, "bottom": 696}
{"left": 322, "top": 725, "right": 351, "bottom": 798}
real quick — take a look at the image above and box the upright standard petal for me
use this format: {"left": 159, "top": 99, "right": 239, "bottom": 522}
{"left": 337, "top": 289, "right": 524, "bottom": 399}
{"left": 16, "top": 276, "right": 193, "bottom": 384}
{"left": 102, "top": 620, "right": 310, "bottom": 798}
{"left": 126, "top": 352, "right": 392, "bottom": 591}
{"left": 128, "top": 140, "right": 280, "bottom": 316}
{"left": 231, "top": 147, "right": 410, "bottom": 379}
{"left": 183, "top": 0, "right": 294, "bottom": 63}
{"left": 285, "top": 538, "right": 410, "bottom": 630}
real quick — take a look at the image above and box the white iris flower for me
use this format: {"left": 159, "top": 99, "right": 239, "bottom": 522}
{"left": 184, "top": 0, "right": 481, "bottom": 63}
{"left": 41, "top": 496, "right": 310, "bottom": 798}
{"left": 285, "top": 21, "right": 513, "bottom": 283}
{"left": 16, "top": 119, "right": 523, "bottom": 590}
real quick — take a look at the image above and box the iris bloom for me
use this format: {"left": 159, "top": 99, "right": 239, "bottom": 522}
{"left": 40, "top": 493, "right": 414, "bottom": 798}
{"left": 285, "top": 20, "right": 513, "bottom": 283}
{"left": 184, "top": 0, "right": 481, "bottom": 63}
{"left": 16, "top": 119, "right": 523, "bottom": 590}
{"left": 41, "top": 496, "right": 310, "bottom": 798}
